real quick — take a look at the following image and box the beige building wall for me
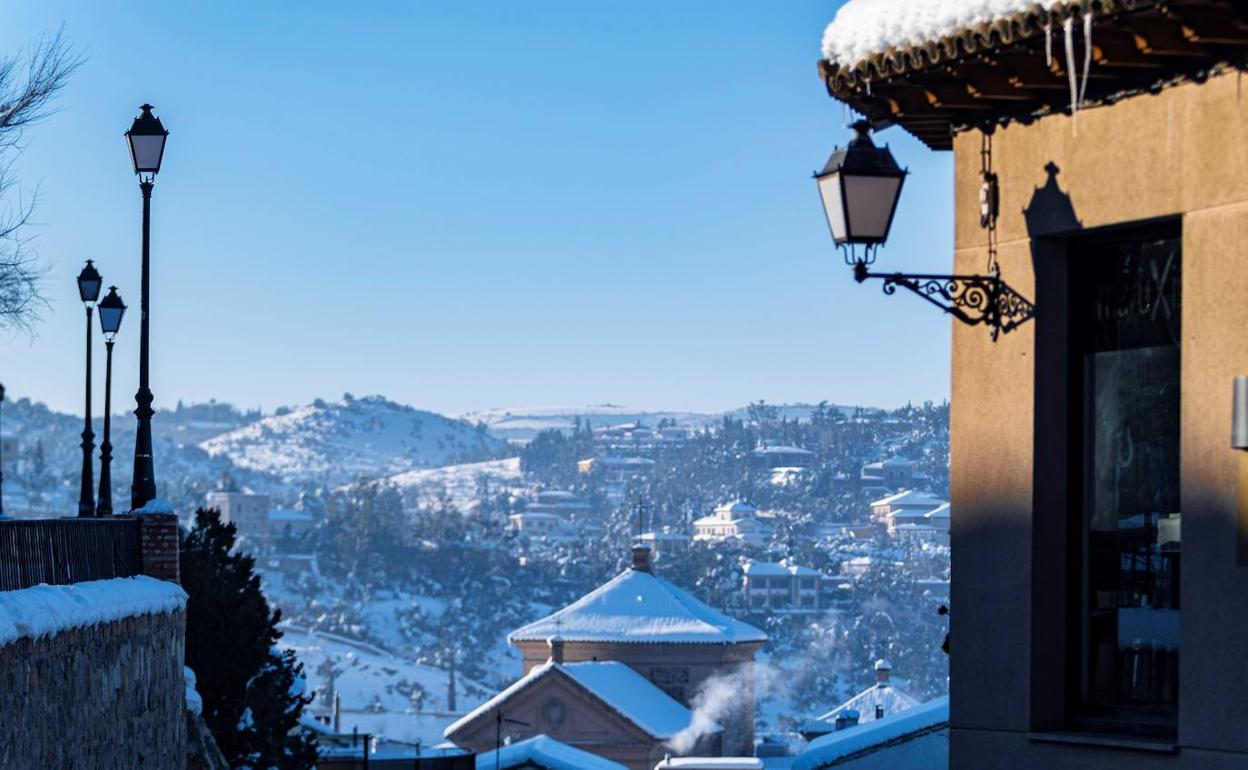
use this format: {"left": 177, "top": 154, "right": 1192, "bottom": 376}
{"left": 949, "top": 70, "right": 1248, "bottom": 768}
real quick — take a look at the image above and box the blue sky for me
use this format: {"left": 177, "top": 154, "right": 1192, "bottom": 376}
{"left": 0, "top": 2, "right": 951, "bottom": 418}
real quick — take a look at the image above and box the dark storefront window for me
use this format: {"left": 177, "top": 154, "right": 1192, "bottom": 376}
{"left": 1072, "top": 227, "right": 1181, "bottom": 738}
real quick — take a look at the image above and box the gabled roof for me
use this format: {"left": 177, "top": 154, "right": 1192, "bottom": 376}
{"left": 801, "top": 676, "right": 922, "bottom": 738}
{"left": 793, "top": 696, "right": 949, "bottom": 770}
{"left": 474, "top": 735, "right": 627, "bottom": 770}
{"left": 445, "top": 661, "right": 714, "bottom": 741}
{"left": 509, "top": 568, "right": 767, "bottom": 645}
{"left": 869, "top": 490, "right": 946, "bottom": 509}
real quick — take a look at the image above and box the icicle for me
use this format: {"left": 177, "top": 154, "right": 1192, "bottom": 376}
{"left": 1078, "top": 10, "right": 1093, "bottom": 106}
{"left": 1063, "top": 15, "right": 1078, "bottom": 134}
{"left": 865, "top": 75, "right": 872, "bottom": 96}
{"left": 1043, "top": 18, "right": 1053, "bottom": 67}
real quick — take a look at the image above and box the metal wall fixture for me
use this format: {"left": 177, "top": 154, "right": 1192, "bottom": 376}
{"left": 814, "top": 121, "right": 1035, "bottom": 340}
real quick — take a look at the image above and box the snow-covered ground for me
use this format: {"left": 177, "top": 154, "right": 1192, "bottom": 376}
{"left": 279, "top": 626, "right": 490, "bottom": 746}
{"left": 201, "top": 395, "right": 511, "bottom": 485}
{"left": 382, "top": 457, "right": 526, "bottom": 512}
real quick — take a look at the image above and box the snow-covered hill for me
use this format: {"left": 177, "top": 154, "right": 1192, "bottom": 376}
{"left": 460, "top": 403, "right": 868, "bottom": 443}
{"left": 200, "top": 395, "right": 513, "bottom": 486}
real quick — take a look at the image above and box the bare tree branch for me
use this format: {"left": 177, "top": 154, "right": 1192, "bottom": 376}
{"left": 0, "top": 27, "right": 82, "bottom": 331}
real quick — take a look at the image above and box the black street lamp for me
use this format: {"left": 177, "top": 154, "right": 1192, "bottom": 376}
{"left": 816, "top": 121, "right": 1034, "bottom": 339}
{"left": 125, "top": 104, "right": 168, "bottom": 512}
{"left": 97, "top": 287, "right": 126, "bottom": 516}
{"left": 76, "top": 260, "right": 102, "bottom": 517}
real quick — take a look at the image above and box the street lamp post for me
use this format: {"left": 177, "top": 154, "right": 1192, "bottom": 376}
{"left": 76, "top": 260, "right": 103, "bottom": 517}
{"left": 125, "top": 104, "right": 168, "bottom": 512}
{"left": 97, "top": 287, "right": 126, "bottom": 516}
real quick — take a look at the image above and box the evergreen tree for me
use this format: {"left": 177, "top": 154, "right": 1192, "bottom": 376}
{"left": 181, "top": 508, "right": 317, "bottom": 770}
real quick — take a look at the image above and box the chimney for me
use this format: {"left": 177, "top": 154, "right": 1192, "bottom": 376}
{"left": 631, "top": 543, "right": 652, "bottom": 573}
{"left": 834, "top": 709, "right": 859, "bottom": 731}
{"left": 875, "top": 704, "right": 885, "bottom": 720}
{"left": 874, "top": 658, "right": 891, "bottom": 686}
{"left": 548, "top": 635, "right": 565, "bottom": 665}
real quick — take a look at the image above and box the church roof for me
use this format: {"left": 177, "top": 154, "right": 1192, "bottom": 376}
{"left": 509, "top": 567, "right": 767, "bottom": 645}
{"left": 474, "top": 734, "right": 628, "bottom": 770}
{"left": 445, "top": 661, "right": 713, "bottom": 741}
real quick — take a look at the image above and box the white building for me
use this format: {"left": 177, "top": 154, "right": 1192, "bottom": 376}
{"left": 205, "top": 491, "right": 272, "bottom": 532}
{"left": 742, "top": 561, "right": 824, "bottom": 612}
{"left": 692, "top": 502, "right": 768, "bottom": 546}
{"left": 577, "top": 456, "right": 656, "bottom": 485}
{"left": 509, "top": 511, "right": 574, "bottom": 538}
{"left": 859, "top": 456, "right": 925, "bottom": 494}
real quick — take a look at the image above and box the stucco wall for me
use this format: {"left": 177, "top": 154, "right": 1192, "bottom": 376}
{"left": 950, "top": 70, "right": 1248, "bottom": 768}
{"left": 0, "top": 609, "right": 188, "bottom": 769}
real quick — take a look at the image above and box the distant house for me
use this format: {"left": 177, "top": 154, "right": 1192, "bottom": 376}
{"left": 889, "top": 502, "right": 950, "bottom": 545}
{"left": 444, "top": 655, "right": 720, "bottom": 770}
{"left": 742, "top": 561, "right": 825, "bottom": 612}
{"left": 509, "top": 511, "right": 574, "bottom": 538}
{"left": 692, "top": 502, "right": 768, "bottom": 546}
{"left": 800, "top": 661, "right": 922, "bottom": 739}
{"left": 868, "top": 490, "right": 945, "bottom": 522}
{"left": 793, "top": 696, "right": 949, "bottom": 770}
{"left": 504, "top": 545, "right": 767, "bottom": 758}
{"left": 205, "top": 491, "right": 271, "bottom": 532}
{"left": 638, "top": 528, "right": 691, "bottom": 559}
{"left": 750, "top": 445, "right": 816, "bottom": 469}
{"left": 526, "top": 489, "right": 593, "bottom": 519}
{"left": 859, "top": 457, "right": 924, "bottom": 494}
{"left": 577, "top": 456, "right": 656, "bottom": 485}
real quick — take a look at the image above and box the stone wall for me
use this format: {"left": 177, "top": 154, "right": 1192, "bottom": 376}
{"left": 0, "top": 608, "right": 187, "bottom": 769}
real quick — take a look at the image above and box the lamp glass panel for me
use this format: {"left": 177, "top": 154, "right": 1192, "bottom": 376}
{"left": 128, "top": 134, "right": 166, "bottom": 173}
{"left": 843, "top": 174, "right": 903, "bottom": 241}
{"left": 78, "top": 278, "right": 102, "bottom": 303}
{"left": 817, "top": 172, "right": 848, "bottom": 243}
{"left": 99, "top": 306, "right": 124, "bottom": 334}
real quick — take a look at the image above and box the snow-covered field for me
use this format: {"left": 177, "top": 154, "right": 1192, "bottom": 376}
{"left": 279, "top": 626, "right": 491, "bottom": 746}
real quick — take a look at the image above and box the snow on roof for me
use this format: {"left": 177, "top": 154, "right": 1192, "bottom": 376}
{"left": 869, "top": 490, "right": 946, "bottom": 509}
{"left": 133, "top": 497, "right": 176, "bottom": 515}
{"left": 475, "top": 735, "right": 628, "bottom": 770}
{"left": 509, "top": 567, "right": 767, "bottom": 645}
{"left": 744, "top": 562, "right": 821, "bottom": 578}
{"left": 0, "top": 576, "right": 187, "bottom": 646}
{"left": 446, "top": 661, "right": 711, "bottom": 740}
{"left": 925, "top": 502, "right": 951, "bottom": 519}
{"left": 753, "top": 445, "right": 815, "bottom": 456}
{"left": 655, "top": 759, "right": 765, "bottom": 770}
{"left": 793, "top": 696, "right": 949, "bottom": 770}
{"left": 822, "top": 0, "right": 1067, "bottom": 68}
{"left": 804, "top": 679, "right": 922, "bottom": 733}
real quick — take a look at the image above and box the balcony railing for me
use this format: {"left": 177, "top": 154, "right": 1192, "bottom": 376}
{"left": 0, "top": 518, "right": 143, "bottom": 591}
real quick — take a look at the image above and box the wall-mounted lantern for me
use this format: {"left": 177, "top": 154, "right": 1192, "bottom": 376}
{"left": 815, "top": 121, "right": 1034, "bottom": 340}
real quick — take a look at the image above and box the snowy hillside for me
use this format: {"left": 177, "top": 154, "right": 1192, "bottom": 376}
{"left": 461, "top": 403, "right": 868, "bottom": 443}
{"left": 200, "top": 395, "right": 513, "bottom": 485}
{"left": 383, "top": 457, "right": 527, "bottom": 512}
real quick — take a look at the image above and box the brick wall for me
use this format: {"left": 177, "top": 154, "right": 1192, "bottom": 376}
{"left": 0, "top": 608, "right": 187, "bottom": 769}
{"left": 138, "top": 512, "right": 181, "bottom": 583}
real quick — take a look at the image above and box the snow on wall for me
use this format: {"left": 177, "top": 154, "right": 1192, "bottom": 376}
{"left": 0, "top": 576, "right": 187, "bottom": 647}
{"left": 821, "top": 0, "right": 1061, "bottom": 68}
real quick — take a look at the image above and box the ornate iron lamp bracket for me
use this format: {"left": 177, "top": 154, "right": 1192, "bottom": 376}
{"left": 852, "top": 261, "right": 1035, "bottom": 341}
